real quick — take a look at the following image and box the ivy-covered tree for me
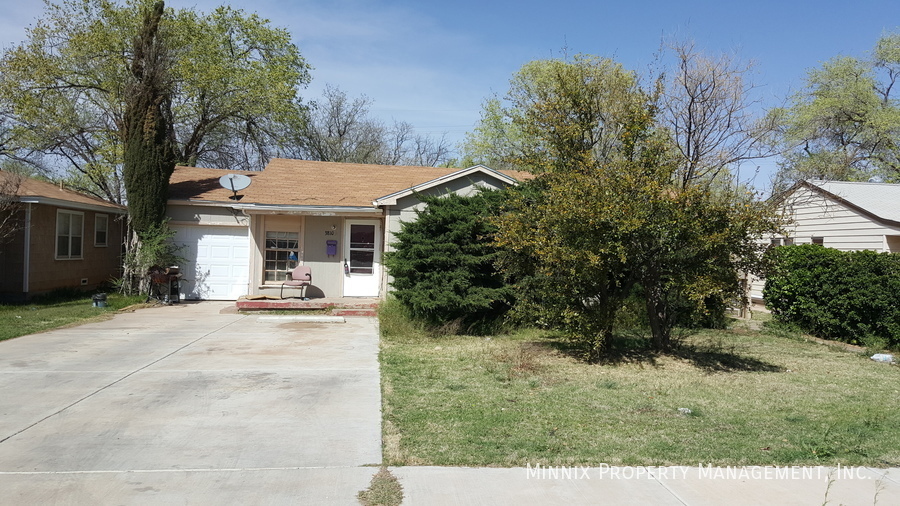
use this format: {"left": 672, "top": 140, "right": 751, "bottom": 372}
{"left": 123, "top": 1, "right": 175, "bottom": 237}
{"left": 384, "top": 190, "right": 512, "bottom": 332}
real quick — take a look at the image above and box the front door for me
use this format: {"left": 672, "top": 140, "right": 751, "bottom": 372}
{"left": 343, "top": 220, "right": 381, "bottom": 297}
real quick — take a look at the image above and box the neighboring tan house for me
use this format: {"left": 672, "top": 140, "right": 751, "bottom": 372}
{"left": 0, "top": 172, "right": 126, "bottom": 302}
{"left": 750, "top": 179, "right": 900, "bottom": 301}
{"left": 166, "top": 159, "right": 529, "bottom": 300}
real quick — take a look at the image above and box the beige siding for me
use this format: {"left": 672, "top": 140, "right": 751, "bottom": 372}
{"left": 781, "top": 186, "right": 900, "bottom": 251}
{"left": 750, "top": 186, "right": 900, "bottom": 301}
{"left": 385, "top": 173, "right": 509, "bottom": 253}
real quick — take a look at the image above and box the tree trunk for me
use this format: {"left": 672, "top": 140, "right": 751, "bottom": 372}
{"left": 644, "top": 269, "right": 671, "bottom": 351}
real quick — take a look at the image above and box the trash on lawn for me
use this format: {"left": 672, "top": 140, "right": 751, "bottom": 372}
{"left": 870, "top": 353, "right": 895, "bottom": 363}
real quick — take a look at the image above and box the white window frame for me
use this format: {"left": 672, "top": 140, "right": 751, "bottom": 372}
{"left": 264, "top": 230, "right": 299, "bottom": 282}
{"left": 94, "top": 214, "right": 109, "bottom": 247}
{"left": 56, "top": 210, "right": 84, "bottom": 260}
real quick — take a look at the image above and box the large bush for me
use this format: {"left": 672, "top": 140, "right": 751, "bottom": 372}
{"left": 764, "top": 244, "right": 900, "bottom": 347}
{"left": 383, "top": 190, "right": 513, "bottom": 333}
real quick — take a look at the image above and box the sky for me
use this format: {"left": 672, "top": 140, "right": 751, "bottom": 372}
{"left": 1, "top": 0, "right": 899, "bottom": 190}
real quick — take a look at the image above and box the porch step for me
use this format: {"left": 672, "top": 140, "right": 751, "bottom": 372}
{"left": 331, "top": 308, "right": 378, "bottom": 317}
{"left": 235, "top": 297, "right": 379, "bottom": 313}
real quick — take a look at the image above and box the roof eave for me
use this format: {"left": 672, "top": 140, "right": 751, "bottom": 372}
{"left": 168, "top": 199, "right": 381, "bottom": 215}
{"left": 18, "top": 196, "right": 126, "bottom": 214}
{"left": 373, "top": 165, "right": 518, "bottom": 206}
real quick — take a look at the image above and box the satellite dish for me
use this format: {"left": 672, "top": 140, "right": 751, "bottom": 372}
{"left": 219, "top": 174, "right": 251, "bottom": 200}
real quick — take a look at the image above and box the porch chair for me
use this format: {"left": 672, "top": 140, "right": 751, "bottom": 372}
{"left": 280, "top": 265, "right": 312, "bottom": 299}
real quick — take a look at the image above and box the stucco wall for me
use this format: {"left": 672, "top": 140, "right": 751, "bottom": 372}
{"left": 250, "top": 214, "right": 347, "bottom": 298}
{"left": 301, "top": 216, "right": 344, "bottom": 298}
{"left": 252, "top": 214, "right": 303, "bottom": 292}
{"left": 167, "top": 204, "right": 249, "bottom": 227}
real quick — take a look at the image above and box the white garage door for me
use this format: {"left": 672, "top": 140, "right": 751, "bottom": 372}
{"left": 171, "top": 225, "right": 250, "bottom": 300}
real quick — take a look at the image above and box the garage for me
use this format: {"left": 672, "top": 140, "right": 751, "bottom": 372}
{"left": 171, "top": 225, "right": 250, "bottom": 300}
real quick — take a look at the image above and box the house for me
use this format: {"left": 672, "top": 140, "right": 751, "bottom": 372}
{"left": 166, "top": 159, "right": 529, "bottom": 300}
{"left": 750, "top": 179, "right": 900, "bottom": 301}
{"left": 0, "top": 172, "right": 126, "bottom": 302}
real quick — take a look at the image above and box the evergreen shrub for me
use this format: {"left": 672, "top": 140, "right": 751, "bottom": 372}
{"left": 383, "top": 190, "right": 513, "bottom": 334}
{"left": 764, "top": 244, "right": 900, "bottom": 348}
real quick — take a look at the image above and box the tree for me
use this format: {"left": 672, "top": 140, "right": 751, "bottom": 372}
{"left": 459, "top": 96, "right": 528, "bottom": 170}
{"left": 462, "top": 55, "right": 643, "bottom": 175}
{"left": 0, "top": 0, "right": 310, "bottom": 203}
{"left": 384, "top": 190, "right": 512, "bottom": 332}
{"left": 288, "top": 85, "right": 452, "bottom": 166}
{"left": 0, "top": 171, "right": 25, "bottom": 246}
{"left": 122, "top": 0, "right": 175, "bottom": 237}
{"left": 486, "top": 56, "right": 781, "bottom": 358}
{"left": 772, "top": 32, "right": 900, "bottom": 187}
{"left": 662, "top": 41, "right": 778, "bottom": 189}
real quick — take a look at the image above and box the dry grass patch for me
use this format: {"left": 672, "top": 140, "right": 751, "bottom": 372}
{"left": 357, "top": 467, "right": 402, "bottom": 506}
{"left": 380, "top": 325, "right": 900, "bottom": 467}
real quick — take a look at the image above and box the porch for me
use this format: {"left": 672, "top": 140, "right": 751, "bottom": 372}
{"left": 235, "top": 296, "right": 380, "bottom": 317}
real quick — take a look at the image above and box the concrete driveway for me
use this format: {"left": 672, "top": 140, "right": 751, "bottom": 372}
{"left": 0, "top": 302, "right": 381, "bottom": 505}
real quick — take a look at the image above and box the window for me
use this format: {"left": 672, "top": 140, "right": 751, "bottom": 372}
{"left": 348, "top": 224, "right": 376, "bottom": 274}
{"left": 784, "top": 237, "right": 794, "bottom": 246}
{"left": 95, "top": 214, "right": 109, "bottom": 247}
{"left": 812, "top": 237, "right": 824, "bottom": 246}
{"left": 56, "top": 210, "right": 84, "bottom": 259}
{"left": 769, "top": 238, "right": 782, "bottom": 247}
{"left": 264, "top": 231, "right": 299, "bottom": 281}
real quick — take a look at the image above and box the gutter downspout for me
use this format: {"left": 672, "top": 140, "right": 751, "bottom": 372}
{"left": 22, "top": 203, "right": 32, "bottom": 298}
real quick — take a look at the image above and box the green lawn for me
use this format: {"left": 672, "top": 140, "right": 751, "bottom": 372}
{"left": 380, "top": 319, "right": 900, "bottom": 467}
{"left": 0, "top": 292, "right": 146, "bottom": 342}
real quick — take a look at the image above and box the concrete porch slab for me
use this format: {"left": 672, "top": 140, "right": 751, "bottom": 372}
{"left": 235, "top": 297, "right": 379, "bottom": 313}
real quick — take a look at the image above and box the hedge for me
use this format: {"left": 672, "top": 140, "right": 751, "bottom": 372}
{"left": 763, "top": 244, "right": 900, "bottom": 348}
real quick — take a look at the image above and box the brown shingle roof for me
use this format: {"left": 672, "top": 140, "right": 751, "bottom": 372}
{"left": 168, "top": 159, "right": 532, "bottom": 207}
{"left": 1, "top": 171, "right": 124, "bottom": 211}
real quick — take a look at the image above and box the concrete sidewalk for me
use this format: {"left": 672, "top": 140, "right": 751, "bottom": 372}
{"left": 0, "top": 302, "right": 382, "bottom": 504}
{"left": 391, "top": 465, "right": 899, "bottom": 505}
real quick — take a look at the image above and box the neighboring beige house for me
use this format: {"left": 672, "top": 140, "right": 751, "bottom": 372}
{"left": 0, "top": 172, "right": 126, "bottom": 302}
{"left": 166, "top": 159, "right": 528, "bottom": 300}
{"left": 750, "top": 179, "right": 900, "bottom": 301}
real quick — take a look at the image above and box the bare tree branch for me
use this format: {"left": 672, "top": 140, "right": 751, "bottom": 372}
{"left": 0, "top": 171, "right": 25, "bottom": 245}
{"left": 663, "top": 41, "right": 778, "bottom": 189}
{"left": 287, "top": 84, "right": 453, "bottom": 166}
